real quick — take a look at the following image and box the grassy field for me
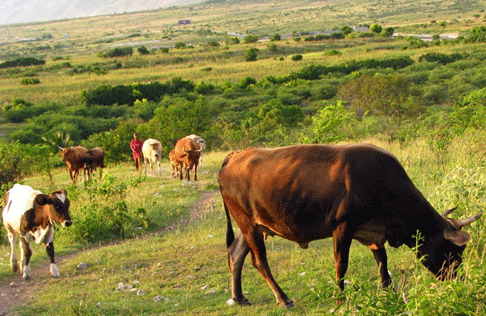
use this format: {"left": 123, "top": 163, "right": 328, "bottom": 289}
{"left": 0, "top": 138, "right": 484, "bottom": 315}
{"left": 1, "top": 0, "right": 486, "bottom": 314}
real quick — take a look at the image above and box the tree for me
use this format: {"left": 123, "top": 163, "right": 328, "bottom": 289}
{"left": 337, "top": 74, "right": 419, "bottom": 118}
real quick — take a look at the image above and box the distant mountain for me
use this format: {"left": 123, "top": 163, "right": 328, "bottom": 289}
{"left": 0, "top": 0, "right": 206, "bottom": 26}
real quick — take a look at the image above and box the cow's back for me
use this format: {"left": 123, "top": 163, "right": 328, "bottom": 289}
{"left": 2, "top": 184, "right": 40, "bottom": 231}
{"left": 218, "top": 144, "right": 415, "bottom": 242}
{"left": 142, "top": 139, "right": 162, "bottom": 158}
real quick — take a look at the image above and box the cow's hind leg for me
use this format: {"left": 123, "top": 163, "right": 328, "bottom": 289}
{"left": 7, "top": 231, "right": 19, "bottom": 273}
{"left": 247, "top": 226, "right": 294, "bottom": 307}
{"left": 20, "top": 236, "right": 32, "bottom": 280}
{"left": 372, "top": 248, "right": 392, "bottom": 288}
{"left": 228, "top": 232, "right": 252, "bottom": 306}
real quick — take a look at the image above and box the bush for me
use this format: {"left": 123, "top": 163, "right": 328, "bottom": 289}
{"left": 467, "top": 26, "right": 486, "bottom": 43}
{"left": 195, "top": 81, "right": 215, "bottom": 95}
{"left": 270, "top": 33, "right": 281, "bottom": 41}
{"left": 243, "top": 34, "right": 259, "bottom": 43}
{"left": 20, "top": 78, "right": 41, "bottom": 85}
{"left": 100, "top": 47, "right": 133, "bottom": 58}
{"left": 137, "top": 46, "right": 150, "bottom": 55}
{"left": 239, "top": 76, "right": 257, "bottom": 88}
{"left": 291, "top": 54, "right": 303, "bottom": 61}
{"left": 0, "top": 57, "right": 46, "bottom": 69}
{"left": 2, "top": 99, "right": 60, "bottom": 123}
{"left": 245, "top": 48, "right": 259, "bottom": 61}
{"left": 419, "top": 52, "right": 464, "bottom": 65}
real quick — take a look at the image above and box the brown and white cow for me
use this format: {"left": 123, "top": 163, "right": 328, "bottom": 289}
{"left": 174, "top": 137, "right": 201, "bottom": 181}
{"left": 218, "top": 144, "right": 482, "bottom": 307}
{"left": 83, "top": 147, "right": 106, "bottom": 181}
{"left": 59, "top": 146, "right": 88, "bottom": 183}
{"left": 2, "top": 184, "right": 72, "bottom": 280}
{"left": 142, "top": 139, "right": 163, "bottom": 176}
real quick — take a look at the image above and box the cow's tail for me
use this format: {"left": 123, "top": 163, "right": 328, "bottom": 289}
{"left": 224, "top": 201, "right": 235, "bottom": 249}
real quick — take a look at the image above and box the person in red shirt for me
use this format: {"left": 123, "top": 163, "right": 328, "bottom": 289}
{"left": 130, "top": 133, "right": 144, "bottom": 171}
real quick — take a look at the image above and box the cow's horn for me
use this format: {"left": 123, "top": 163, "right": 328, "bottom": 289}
{"left": 457, "top": 212, "right": 483, "bottom": 228}
{"left": 441, "top": 207, "right": 457, "bottom": 217}
{"left": 58, "top": 146, "right": 64, "bottom": 150}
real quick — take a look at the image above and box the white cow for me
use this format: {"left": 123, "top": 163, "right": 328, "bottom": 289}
{"left": 3, "top": 184, "right": 72, "bottom": 280}
{"left": 142, "top": 138, "right": 163, "bottom": 175}
{"left": 185, "top": 134, "right": 206, "bottom": 172}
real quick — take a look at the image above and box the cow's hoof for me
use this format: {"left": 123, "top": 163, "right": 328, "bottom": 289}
{"left": 52, "top": 274, "right": 60, "bottom": 279}
{"left": 283, "top": 300, "right": 295, "bottom": 308}
{"left": 23, "top": 275, "right": 30, "bottom": 281}
{"left": 227, "top": 297, "right": 252, "bottom": 306}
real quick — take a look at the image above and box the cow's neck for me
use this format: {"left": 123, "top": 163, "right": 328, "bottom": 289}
{"left": 32, "top": 204, "right": 53, "bottom": 229}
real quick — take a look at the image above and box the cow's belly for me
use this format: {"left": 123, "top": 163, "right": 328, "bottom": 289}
{"left": 353, "top": 223, "right": 387, "bottom": 250}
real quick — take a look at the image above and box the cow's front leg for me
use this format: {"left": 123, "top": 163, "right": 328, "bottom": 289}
{"left": 44, "top": 227, "right": 59, "bottom": 278}
{"left": 7, "top": 231, "right": 19, "bottom": 273}
{"left": 372, "top": 248, "right": 392, "bottom": 288}
{"left": 333, "top": 223, "right": 354, "bottom": 303}
{"left": 20, "top": 236, "right": 32, "bottom": 280}
{"left": 46, "top": 242, "right": 59, "bottom": 278}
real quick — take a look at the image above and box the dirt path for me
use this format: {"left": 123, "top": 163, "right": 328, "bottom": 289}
{"left": 0, "top": 191, "right": 219, "bottom": 316}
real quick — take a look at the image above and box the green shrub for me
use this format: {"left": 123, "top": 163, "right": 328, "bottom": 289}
{"left": 137, "top": 46, "right": 150, "bottom": 55}
{"left": 419, "top": 52, "right": 464, "bottom": 65}
{"left": 195, "top": 81, "right": 215, "bottom": 95}
{"left": 100, "top": 47, "right": 133, "bottom": 58}
{"left": 20, "top": 78, "right": 41, "bottom": 85}
{"left": 467, "top": 26, "right": 486, "bottom": 42}
{"left": 245, "top": 48, "right": 259, "bottom": 61}
{"left": 2, "top": 99, "right": 59, "bottom": 123}
{"left": 65, "top": 177, "right": 150, "bottom": 244}
{"left": 291, "top": 54, "right": 303, "bottom": 61}
{"left": 0, "top": 57, "right": 46, "bottom": 69}
{"left": 243, "top": 34, "right": 259, "bottom": 43}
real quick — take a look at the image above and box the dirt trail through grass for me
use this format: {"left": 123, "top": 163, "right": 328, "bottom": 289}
{"left": 0, "top": 190, "right": 219, "bottom": 316}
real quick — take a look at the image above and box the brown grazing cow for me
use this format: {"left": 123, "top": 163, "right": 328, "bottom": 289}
{"left": 83, "top": 147, "right": 106, "bottom": 180}
{"left": 3, "top": 184, "right": 72, "bottom": 280}
{"left": 174, "top": 137, "right": 201, "bottom": 181}
{"left": 218, "top": 144, "right": 482, "bottom": 307}
{"left": 59, "top": 146, "right": 88, "bottom": 183}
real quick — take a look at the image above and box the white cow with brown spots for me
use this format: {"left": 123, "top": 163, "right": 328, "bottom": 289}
{"left": 2, "top": 184, "right": 72, "bottom": 280}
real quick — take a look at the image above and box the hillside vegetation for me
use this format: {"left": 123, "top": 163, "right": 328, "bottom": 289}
{"left": 1, "top": 0, "right": 486, "bottom": 314}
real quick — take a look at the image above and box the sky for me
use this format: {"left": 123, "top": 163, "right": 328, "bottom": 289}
{"left": 0, "top": 0, "right": 204, "bottom": 26}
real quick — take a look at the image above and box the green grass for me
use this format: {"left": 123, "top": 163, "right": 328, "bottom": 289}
{"left": 1, "top": 141, "right": 485, "bottom": 315}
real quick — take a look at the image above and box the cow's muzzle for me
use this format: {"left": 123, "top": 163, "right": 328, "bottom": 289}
{"left": 62, "top": 220, "right": 73, "bottom": 227}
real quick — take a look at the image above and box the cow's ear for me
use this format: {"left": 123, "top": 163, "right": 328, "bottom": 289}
{"left": 35, "top": 194, "right": 53, "bottom": 206}
{"left": 444, "top": 229, "right": 470, "bottom": 246}
{"left": 62, "top": 189, "right": 68, "bottom": 197}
